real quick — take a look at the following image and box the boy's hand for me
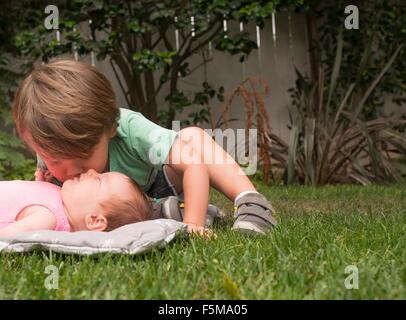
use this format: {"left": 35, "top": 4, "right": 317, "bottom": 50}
{"left": 186, "top": 223, "right": 217, "bottom": 240}
{"left": 34, "top": 168, "right": 54, "bottom": 183}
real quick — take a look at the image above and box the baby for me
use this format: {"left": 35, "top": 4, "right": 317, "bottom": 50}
{"left": 0, "top": 169, "right": 152, "bottom": 237}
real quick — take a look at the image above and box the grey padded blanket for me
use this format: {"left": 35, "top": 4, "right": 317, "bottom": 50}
{"left": 0, "top": 219, "right": 186, "bottom": 256}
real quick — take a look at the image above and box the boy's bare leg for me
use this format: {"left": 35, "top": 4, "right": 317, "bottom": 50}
{"left": 165, "top": 127, "right": 256, "bottom": 201}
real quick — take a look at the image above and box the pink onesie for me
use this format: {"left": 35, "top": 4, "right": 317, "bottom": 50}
{"left": 0, "top": 181, "right": 71, "bottom": 232}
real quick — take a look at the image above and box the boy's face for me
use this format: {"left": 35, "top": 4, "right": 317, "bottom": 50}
{"left": 61, "top": 169, "right": 136, "bottom": 231}
{"left": 26, "top": 130, "right": 115, "bottom": 182}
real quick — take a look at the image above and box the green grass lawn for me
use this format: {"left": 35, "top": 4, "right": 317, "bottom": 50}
{"left": 0, "top": 183, "right": 405, "bottom": 299}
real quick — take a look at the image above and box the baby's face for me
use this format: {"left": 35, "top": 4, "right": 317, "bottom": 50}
{"left": 61, "top": 169, "right": 136, "bottom": 231}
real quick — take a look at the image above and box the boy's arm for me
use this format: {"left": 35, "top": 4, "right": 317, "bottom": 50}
{"left": 166, "top": 137, "right": 209, "bottom": 229}
{"left": 0, "top": 207, "right": 56, "bottom": 237}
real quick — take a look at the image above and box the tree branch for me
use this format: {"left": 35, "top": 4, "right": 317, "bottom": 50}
{"left": 158, "top": 28, "right": 173, "bottom": 52}
{"left": 109, "top": 57, "right": 131, "bottom": 107}
{"left": 180, "top": 22, "right": 222, "bottom": 62}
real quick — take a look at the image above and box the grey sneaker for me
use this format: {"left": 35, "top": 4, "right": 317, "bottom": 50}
{"left": 232, "top": 192, "right": 277, "bottom": 235}
{"left": 152, "top": 196, "right": 225, "bottom": 227}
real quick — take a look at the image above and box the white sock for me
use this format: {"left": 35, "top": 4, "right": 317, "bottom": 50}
{"left": 234, "top": 190, "right": 259, "bottom": 205}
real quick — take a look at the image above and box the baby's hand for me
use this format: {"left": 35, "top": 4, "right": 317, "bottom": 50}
{"left": 186, "top": 223, "right": 217, "bottom": 240}
{"left": 34, "top": 168, "right": 54, "bottom": 183}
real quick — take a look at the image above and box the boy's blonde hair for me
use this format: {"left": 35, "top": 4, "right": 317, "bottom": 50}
{"left": 102, "top": 177, "right": 153, "bottom": 232}
{"left": 12, "top": 58, "right": 119, "bottom": 158}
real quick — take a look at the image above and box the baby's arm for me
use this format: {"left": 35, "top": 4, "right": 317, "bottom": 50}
{"left": 0, "top": 206, "right": 56, "bottom": 237}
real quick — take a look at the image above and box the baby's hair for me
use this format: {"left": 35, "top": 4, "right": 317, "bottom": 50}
{"left": 101, "top": 177, "right": 153, "bottom": 232}
{"left": 12, "top": 58, "right": 119, "bottom": 158}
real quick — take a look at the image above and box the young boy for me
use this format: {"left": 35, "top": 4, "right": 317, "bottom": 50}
{"left": 12, "top": 59, "right": 277, "bottom": 235}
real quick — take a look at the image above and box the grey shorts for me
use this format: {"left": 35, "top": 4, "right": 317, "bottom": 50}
{"left": 146, "top": 165, "right": 178, "bottom": 199}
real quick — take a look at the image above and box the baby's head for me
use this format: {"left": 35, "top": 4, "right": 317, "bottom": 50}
{"left": 62, "top": 169, "right": 152, "bottom": 232}
{"left": 12, "top": 58, "right": 118, "bottom": 182}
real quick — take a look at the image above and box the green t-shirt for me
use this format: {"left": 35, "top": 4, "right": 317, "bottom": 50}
{"left": 37, "top": 107, "right": 178, "bottom": 190}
